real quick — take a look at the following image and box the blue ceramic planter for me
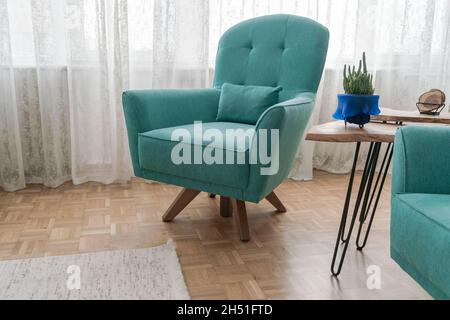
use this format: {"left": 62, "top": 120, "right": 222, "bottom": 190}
{"left": 333, "top": 94, "right": 380, "bottom": 127}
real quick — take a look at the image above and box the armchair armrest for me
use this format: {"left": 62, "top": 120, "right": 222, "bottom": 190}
{"left": 392, "top": 126, "right": 450, "bottom": 196}
{"left": 122, "top": 88, "right": 221, "bottom": 176}
{"left": 245, "top": 92, "right": 316, "bottom": 202}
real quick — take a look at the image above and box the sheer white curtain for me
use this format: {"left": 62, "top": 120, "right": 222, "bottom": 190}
{"left": 1, "top": 0, "right": 450, "bottom": 192}
{"left": 0, "top": 0, "right": 209, "bottom": 191}
{"left": 210, "top": 0, "right": 450, "bottom": 179}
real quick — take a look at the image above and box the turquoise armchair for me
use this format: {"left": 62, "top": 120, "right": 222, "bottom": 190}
{"left": 123, "top": 15, "right": 329, "bottom": 241}
{"left": 391, "top": 126, "right": 450, "bottom": 299}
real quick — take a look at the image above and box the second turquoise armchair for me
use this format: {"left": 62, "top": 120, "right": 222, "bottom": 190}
{"left": 391, "top": 126, "right": 450, "bottom": 299}
{"left": 123, "top": 14, "right": 329, "bottom": 241}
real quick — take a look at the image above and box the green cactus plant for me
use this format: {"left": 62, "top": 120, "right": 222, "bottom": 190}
{"left": 343, "top": 52, "right": 375, "bottom": 95}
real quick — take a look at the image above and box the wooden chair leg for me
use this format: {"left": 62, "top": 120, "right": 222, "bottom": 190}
{"left": 231, "top": 199, "right": 250, "bottom": 241}
{"left": 162, "top": 188, "right": 201, "bottom": 222}
{"left": 265, "top": 191, "right": 287, "bottom": 213}
{"left": 220, "top": 196, "right": 233, "bottom": 218}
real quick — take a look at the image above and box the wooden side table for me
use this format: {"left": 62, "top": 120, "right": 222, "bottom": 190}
{"left": 306, "top": 108, "right": 449, "bottom": 276}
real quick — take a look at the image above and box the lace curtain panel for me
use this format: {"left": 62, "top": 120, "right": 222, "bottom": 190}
{"left": 1, "top": 0, "right": 450, "bottom": 192}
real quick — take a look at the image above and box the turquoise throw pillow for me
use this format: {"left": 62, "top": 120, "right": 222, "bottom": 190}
{"left": 216, "top": 83, "right": 282, "bottom": 125}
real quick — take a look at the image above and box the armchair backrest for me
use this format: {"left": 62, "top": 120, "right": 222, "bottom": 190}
{"left": 393, "top": 126, "right": 450, "bottom": 196}
{"left": 214, "top": 14, "right": 329, "bottom": 101}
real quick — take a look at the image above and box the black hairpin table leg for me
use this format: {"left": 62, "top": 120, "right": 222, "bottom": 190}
{"left": 331, "top": 140, "right": 391, "bottom": 276}
{"left": 356, "top": 143, "right": 394, "bottom": 250}
{"left": 354, "top": 122, "right": 401, "bottom": 250}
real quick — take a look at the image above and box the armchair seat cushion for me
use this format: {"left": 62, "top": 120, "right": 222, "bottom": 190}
{"left": 391, "top": 193, "right": 450, "bottom": 299}
{"left": 138, "top": 122, "right": 255, "bottom": 189}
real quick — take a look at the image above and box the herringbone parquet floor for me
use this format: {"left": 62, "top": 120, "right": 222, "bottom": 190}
{"left": 0, "top": 171, "right": 430, "bottom": 300}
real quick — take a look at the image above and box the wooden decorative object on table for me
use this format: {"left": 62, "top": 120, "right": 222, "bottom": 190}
{"left": 416, "top": 89, "right": 446, "bottom": 115}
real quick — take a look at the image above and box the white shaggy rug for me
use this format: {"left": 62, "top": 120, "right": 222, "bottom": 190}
{"left": 0, "top": 241, "right": 190, "bottom": 300}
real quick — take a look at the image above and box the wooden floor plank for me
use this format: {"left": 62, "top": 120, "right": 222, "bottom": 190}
{"left": 0, "top": 171, "right": 430, "bottom": 300}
